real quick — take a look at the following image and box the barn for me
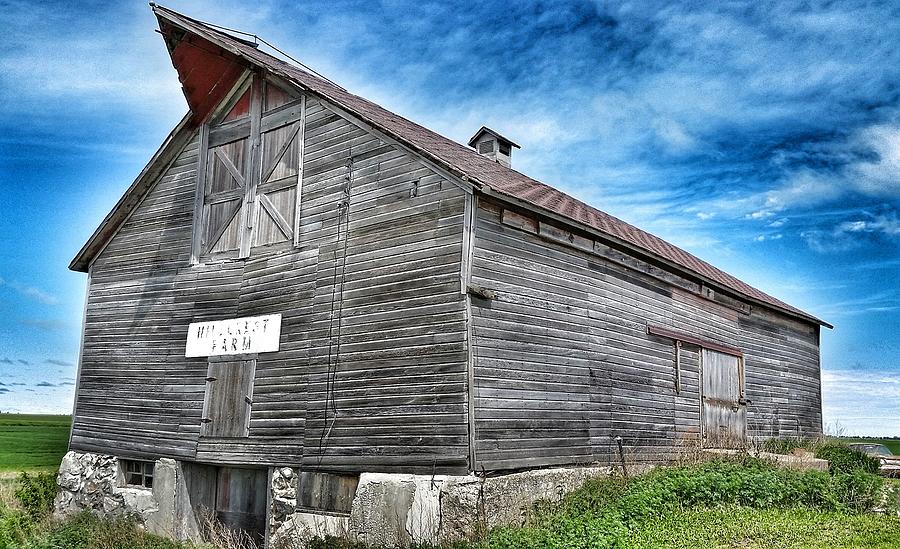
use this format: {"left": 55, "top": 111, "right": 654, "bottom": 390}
{"left": 57, "top": 4, "right": 830, "bottom": 547}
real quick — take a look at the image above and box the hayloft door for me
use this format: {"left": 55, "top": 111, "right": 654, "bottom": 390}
{"left": 197, "top": 80, "right": 255, "bottom": 260}
{"left": 254, "top": 80, "right": 303, "bottom": 248}
{"left": 701, "top": 349, "right": 746, "bottom": 447}
{"left": 193, "top": 74, "right": 305, "bottom": 261}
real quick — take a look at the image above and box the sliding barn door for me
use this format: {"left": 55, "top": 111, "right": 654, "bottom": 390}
{"left": 701, "top": 349, "right": 746, "bottom": 447}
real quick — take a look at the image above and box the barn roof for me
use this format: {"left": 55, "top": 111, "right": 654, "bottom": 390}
{"left": 70, "top": 4, "right": 830, "bottom": 328}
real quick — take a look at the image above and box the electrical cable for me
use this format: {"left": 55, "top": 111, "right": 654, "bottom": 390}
{"left": 192, "top": 18, "right": 344, "bottom": 89}
{"left": 317, "top": 154, "right": 352, "bottom": 463}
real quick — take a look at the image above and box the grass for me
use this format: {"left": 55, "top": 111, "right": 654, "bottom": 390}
{"left": 468, "top": 456, "right": 899, "bottom": 549}
{"left": 0, "top": 414, "right": 71, "bottom": 473}
{"left": 627, "top": 506, "right": 900, "bottom": 549}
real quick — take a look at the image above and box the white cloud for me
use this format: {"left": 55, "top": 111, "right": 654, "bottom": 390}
{"left": 0, "top": 277, "right": 59, "bottom": 305}
{"left": 852, "top": 124, "right": 900, "bottom": 195}
{"left": 753, "top": 233, "right": 782, "bottom": 242}
{"left": 652, "top": 117, "right": 697, "bottom": 154}
{"left": 822, "top": 367, "right": 900, "bottom": 437}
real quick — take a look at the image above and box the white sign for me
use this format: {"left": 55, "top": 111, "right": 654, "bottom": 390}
{"left": 185, "top": 314, "right": 282, "bottom": 358}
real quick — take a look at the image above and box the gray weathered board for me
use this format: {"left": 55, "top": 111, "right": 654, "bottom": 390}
{"left": 71, "top": 72, "right": 821, "bottom": 475}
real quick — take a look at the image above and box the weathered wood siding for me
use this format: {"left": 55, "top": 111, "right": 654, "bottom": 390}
{"left": 298, "top": 99, "right": 469, "bottom": 473}
{"left": 469, "top": 199, "right": 821, "bottom": 471}
{"left": 72, "top": 93, "right": 470, "bottom": 473}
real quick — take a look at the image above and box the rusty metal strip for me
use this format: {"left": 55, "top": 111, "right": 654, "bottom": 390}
{"left": 647, "top": 324, "right": 743, "bottom": 357}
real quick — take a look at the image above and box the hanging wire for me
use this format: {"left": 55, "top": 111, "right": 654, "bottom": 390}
{"left": 317, "top": 154, "right": 353, "bottom": 464}
{"left": 194, "top": 18, "right": 345, "bottom": 89}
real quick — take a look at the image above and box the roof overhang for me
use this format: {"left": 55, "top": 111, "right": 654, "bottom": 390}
{"left": 155, "top": 9, "right": 251, "bottom": 127}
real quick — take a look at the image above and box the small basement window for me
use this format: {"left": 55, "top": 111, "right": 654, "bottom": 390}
{"left": 121, "top": 459, "right": 154, "bottom": 489}
{"left": 297, "top": 472, "right": 359, "bottom": 515}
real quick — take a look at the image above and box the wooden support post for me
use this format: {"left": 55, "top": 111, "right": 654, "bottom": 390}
{"left": 675, "top": 340, "right": 682, "bottom": 395}
{"left": 462, "top": 193, "right": 478, "bottom": 472}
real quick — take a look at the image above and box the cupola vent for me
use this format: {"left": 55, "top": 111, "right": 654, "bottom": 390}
{"left": 468, "top": 126, "right": 520, "bottom": 168}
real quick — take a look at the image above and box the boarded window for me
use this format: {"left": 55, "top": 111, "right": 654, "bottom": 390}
{"left": 121, "top": 459, "right": 154, "bottom": 488}
{"left": 296, "top": 472, "right": 359, "bottom": 514}
{"left": 194, "top": 74, "right": 304, "bottom": 261}
{"left": 478, "top": 140, "right": 493, "bottom": 154}
{"left": 201, "top": 360, "right": 256, "bottom": 438}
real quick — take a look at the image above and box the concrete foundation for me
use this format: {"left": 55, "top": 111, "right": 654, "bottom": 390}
{"left": 269, "top": 466, "right": 612, "bottom": 548}
{"left": 54, "top": 451, "right": 213, "bottom": 542}
{"left": 54, "top": 451, "right": 179, "bottom": 537}
{"left": 701, "top": 448, "right": 829, "bottom": 471}
{"left": 55, "top": 451, "right": 614, "bottom": 548}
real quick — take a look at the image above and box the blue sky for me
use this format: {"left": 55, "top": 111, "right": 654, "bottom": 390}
{"left": 1, "top": 0, "right": 898, "bottom": 436}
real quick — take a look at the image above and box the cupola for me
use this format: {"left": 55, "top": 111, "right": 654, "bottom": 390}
{"left": 468, "top": 126, "right": 520, "bottom": 168}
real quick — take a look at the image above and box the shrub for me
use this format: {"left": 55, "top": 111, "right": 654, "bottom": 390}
{"left": 44, "top": 512, "right": 187, "bottom": 549}
{"left": 761, "top": 437, "right": 818, "bottom": 455}
{"left": 14, "top": 471, "right": 57, "bottom": 520}
{"left": 487, "top": 513, "right": 628, "bottom": 549}
{"left": 815, "top": 443, "right": 880, "bottom": 475}
{"left": 829, "top": 471, "right": 885, "bottom": 513}
{"left": 307, "top": 536, "right": 370, "bottom": 549}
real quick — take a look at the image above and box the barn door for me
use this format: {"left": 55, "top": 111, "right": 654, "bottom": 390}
{"left": 215, "top": 467, "right": 267, "bottom": 546}
{"left": 200, "top": 359, "right": 256, "bottom": 438}
{"left": 193, "top": 74, "right": 305, "bottom": 261}
{"left": 254, "top": 80, "right": 303, "bottom": 247}
{"left": 198, "top": 81, "right": 254, "bottom": 258}
{"left": 701, "top": 349, "right": 746, "bottom": 447}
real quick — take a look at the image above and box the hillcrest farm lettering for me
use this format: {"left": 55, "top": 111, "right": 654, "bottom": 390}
{"left": 185, "top": 314, "right": 282, "bottom": 357}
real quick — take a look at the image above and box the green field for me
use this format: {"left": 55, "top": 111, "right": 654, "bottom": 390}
{"left": 0, "top": 414, "right": 71, "bottom": 473}
{"left": 842, "top": 438, "right": 900, "bottom": 455}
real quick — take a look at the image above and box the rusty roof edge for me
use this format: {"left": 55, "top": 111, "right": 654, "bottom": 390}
{"left": 69, "top": 112, "right": 194, "bottom": 273}
{"left": 479, "top": 185, "right": 833, "bottom": 329}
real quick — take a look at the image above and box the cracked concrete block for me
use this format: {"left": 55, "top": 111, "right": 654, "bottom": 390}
{"left": 438, "top": 476, "right": 482, "bottom": 541}
{"left": 481, "top": 466, "right": 609, "bottom": 529}
{"left": 272, "top": 466, "right": 613, "bottom": 547}
{"left": 350, "top": 474, "right": 418, "bottom": 547}
{"left": 271, "top": 512, "right": 351, "bottom": 549}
